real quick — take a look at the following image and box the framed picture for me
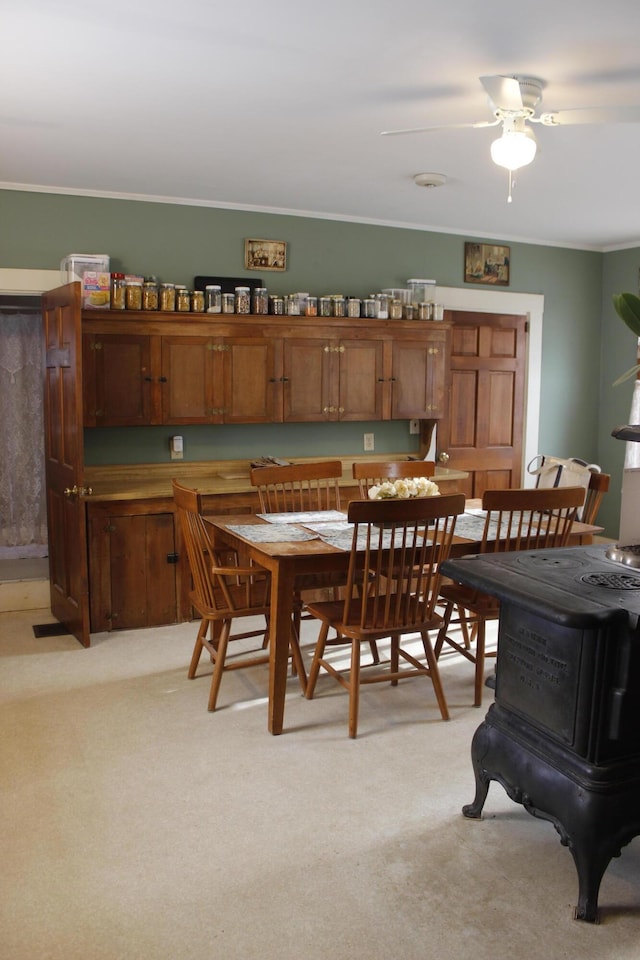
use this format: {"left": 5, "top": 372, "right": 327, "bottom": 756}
{"left": 244, "top": 238, "right": 287, "bottom": 272}
{"left": 464, "top": 242, "right": 510, "bottom": 286}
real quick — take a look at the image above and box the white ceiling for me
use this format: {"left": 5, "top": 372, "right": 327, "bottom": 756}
{"left": 4, "top": 0, "right": 640, "bottom": 251}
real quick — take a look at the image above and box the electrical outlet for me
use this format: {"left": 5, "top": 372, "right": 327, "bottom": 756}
{"left": 409, "top": 419, "right": 420, "bottom": 435}
{"left": 170, "top": 435, "right": 184, "bottom": 460}
{"left": 363, "top": 432, "right": 375, "bottom": 452}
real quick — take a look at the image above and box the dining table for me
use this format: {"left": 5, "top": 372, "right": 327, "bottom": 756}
{"left": 204, "top": 504, "right": 603, "bottom": 735}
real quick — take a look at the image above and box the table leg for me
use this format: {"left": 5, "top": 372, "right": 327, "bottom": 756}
{"left": 268, "top": 560, "right": 296, "bottom": 735}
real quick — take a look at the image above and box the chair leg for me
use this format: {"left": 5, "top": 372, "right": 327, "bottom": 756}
{"left": 188, "top": 618, "right": 208, "bottom": 678}
{"left": 289, "top": 623, "right": 308, "bottom": 693}
{"left": 207, "top": 621, "right": 231, "bottom": 712}
{"left": 390, "top": 636, "right": 400, "bottom": 686}
{"left": 434, "top": 601, "right": 454, "bottom": 659}
{"left": 305, "top": 622, "right": 330, "bottom": 699}
{"left": 421, "top": 630, "right": 450, "bottom": 721}
{"left": 349, "top": 638, "right": 361, "bottom": 739}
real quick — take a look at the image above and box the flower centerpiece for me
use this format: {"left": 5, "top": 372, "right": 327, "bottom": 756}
{"left": 368, "top": 477, "right": 440, "bottom": 500}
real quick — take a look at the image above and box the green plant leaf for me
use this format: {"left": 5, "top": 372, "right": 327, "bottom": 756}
{"left": 613, "top": 292, "right": 640, "bottom": 337}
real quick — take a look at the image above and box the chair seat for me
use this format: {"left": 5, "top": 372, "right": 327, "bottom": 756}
{"left": 305, "top": 597, "right": 444, "bottom": 640}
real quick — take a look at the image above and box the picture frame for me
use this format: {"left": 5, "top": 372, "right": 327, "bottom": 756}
{"left": 244, "top": 238, "right": 287, "bottom": 272}
{"left": 464, "top": 242, "right": 510, "bottom": 286}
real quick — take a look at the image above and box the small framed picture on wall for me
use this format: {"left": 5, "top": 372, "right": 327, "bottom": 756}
{"left": 464, "top": 242, "right": 510, "bottom": 286}
{"left": 244, "top": 239, "right": 287, "bottom": 272}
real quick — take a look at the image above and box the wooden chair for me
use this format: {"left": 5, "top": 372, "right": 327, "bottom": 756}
{"left": 250, "top": 460, "right": 343, "bottom": 513}
{"left": 249, "top": 459, "right": 355, "bottom": 645}
{"left": 304, "top": 493, "right": 466, "bottom": 738}
{"left": 172, "top": 480, "right": 306, "bottom": 711}
{"left": 434, "top": 485, "right": 586, "bottom": 708}
{"left": 352, "top": 459, "right": 436, "bottom": 498}
{"left": 582, "top": 471, "right": 610, "bottom": 526}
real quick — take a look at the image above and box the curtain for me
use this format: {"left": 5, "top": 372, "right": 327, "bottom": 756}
{"left": 0, "top": 311, "right": 48, "bottom": 558}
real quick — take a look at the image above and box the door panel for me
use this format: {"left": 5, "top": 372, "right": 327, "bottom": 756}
{"left": 42, "top": 283, "right": 89, "bottom": 646}
{"left": 439, "top": 310, "right": 527, "bottom": 499}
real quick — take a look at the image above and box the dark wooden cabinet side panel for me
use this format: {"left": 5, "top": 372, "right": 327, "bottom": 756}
{"left": 145, "top": 514, "right": 178, "bottom": 626}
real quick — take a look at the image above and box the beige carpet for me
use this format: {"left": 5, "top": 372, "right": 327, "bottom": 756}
{"left": 1, "top": 608, "right": 639, "bottom": 960}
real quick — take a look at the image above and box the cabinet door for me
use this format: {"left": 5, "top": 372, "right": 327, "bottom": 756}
{"left": 338, "top": 339, "right": 385, "bottom": 421}
{"left": 84, "top": 333, "right": 158, "bottom": 426}
{"left": 222, "top": 337, "right": 281, "bottom": 423}
{"left": 161, "top": 336, "right": 216, "bottom": 423}
{"left": 282, "top": 338, "right": 332, "bottom": 421}
{"left": 391, "top": 336, "right": 448, "bottom": 419}
{"left": 89, "top": 509, "right": 178, "bottom": 631}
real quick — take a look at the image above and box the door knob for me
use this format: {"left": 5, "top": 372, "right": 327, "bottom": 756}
{"left": 63, "top": 485, "right": 79, "bottom": 497}
{"left": 438, "top": 452, "right": 450, "bottom": 463}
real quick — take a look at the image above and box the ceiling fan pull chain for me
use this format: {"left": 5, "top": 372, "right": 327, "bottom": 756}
{"left": 507, "top": 170, "right": 513, "bottom": 203}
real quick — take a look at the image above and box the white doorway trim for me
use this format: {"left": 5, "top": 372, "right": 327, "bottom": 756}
{"left": 439, "top": 285, "right": 544, "bottom": 487}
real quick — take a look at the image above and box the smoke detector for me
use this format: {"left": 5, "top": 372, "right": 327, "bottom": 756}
{"left": 413, "top": 172, "right": 447, "bottom": 188}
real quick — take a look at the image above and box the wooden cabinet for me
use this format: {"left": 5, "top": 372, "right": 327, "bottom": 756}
{"left": 83, "top": 332, "right": 161, "bottom": 426}
{"left": 82, "top": 309, "right": 451, "bottom": 426}
{"left": 391, "top": 330, "right": 449, "bottom": 419}
{"left": 282, "top": 337, "right": 384, "bottom": 422}
{"left": 87, "top": 498, "right": 182, "bottom": 631}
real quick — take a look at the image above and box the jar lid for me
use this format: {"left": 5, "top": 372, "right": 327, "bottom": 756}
{"left": 235, "top": 286, "right": 250, "bottom": 292}
{"left": 111, "top": 272, "right": 125, "bottom": 279}
{"left": 126, "top": 278, "right": 142, "bottom": 285}
{"left": 205, "top": 284, "right": 221, "bottom": 290}
{"left": 160, "top": 282, "right": 175, "bottom": 288}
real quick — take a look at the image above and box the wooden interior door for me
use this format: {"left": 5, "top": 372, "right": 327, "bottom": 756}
{"left": 438, "top": 310, "right": 527, "bottom": 498}
{"left": 42, "top": 283, "right": 90, "bottom": 646}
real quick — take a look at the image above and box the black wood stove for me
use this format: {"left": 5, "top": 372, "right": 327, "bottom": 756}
{"left": 441, "top": 543, "right": 640, "bottom": 922}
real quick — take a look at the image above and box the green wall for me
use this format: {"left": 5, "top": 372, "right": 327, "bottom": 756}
{"left": 2, "top": 187, "right": 633, "bottom": 536}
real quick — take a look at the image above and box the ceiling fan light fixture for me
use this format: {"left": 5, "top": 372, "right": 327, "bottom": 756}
{"left": 491, "top": 120, "right": 537, "bottom": 171}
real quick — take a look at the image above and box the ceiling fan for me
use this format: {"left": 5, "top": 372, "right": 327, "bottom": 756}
{"left": 381, "top": 75, "right": 640, "bottom": 200}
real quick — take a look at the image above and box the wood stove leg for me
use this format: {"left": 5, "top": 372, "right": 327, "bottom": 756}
{"left": 462, "top": 721, "right": 491, "bottom": 818}
{"left": 566, "top": 839, "right": 613, "bottom": 923}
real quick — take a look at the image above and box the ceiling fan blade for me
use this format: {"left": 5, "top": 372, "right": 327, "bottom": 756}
{"left": 381, "top": 119, "right": 498, "bottom": 136}
{"left": 540, "top": 105, "right": 640, "bottom": 126}
{"left": 479, "top": 75, "right": 523, "bottom": 112}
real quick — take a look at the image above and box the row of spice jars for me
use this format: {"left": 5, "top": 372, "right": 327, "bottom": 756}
{"left": 110, "top": 275, "right": 208, "bottom": 313}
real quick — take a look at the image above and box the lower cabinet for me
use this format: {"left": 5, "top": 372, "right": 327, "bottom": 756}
{"left": 88, "top": 499, "right": 182, "bottom": 631}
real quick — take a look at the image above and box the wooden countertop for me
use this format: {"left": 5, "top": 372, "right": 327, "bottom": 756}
{"left": 83, "top": 456, "right": 468, "bottom": 502}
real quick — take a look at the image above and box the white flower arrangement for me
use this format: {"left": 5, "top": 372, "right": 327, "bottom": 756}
{"left": 368, "top": 477, "right": 440, "bottom": 500}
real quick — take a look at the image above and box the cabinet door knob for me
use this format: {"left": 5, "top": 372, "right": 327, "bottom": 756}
{"left": 158, "top": 376, "right": 168, "bottom": 383}
{"left": 438, "top": 452, "right": 450, "bottom": 463}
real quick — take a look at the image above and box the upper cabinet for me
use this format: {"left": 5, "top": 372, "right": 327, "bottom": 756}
{"left": 78, "top": 292, "right": 451, "bottom": 427}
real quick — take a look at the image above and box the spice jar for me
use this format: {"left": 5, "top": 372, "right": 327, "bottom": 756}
{"left": 305, "top": 296, "right": 318, "bottom": 317}
{"left": 319, "top": 297, "right": 332, "bottom": 317}
{"left": 252, "top": 287, "right": 268, "bottom": 315}
{"left": 286, "top": 295, "right": 300, "bottom": 316}
{"left": 222, "top": 292, "right": 236, "bottom": 314}
{"left": 125, "top": 278, "right": 143, "bottom": 311}
{"left": 159, "top": 283, "right": 176, "bottom": 311}
{"left": 235, "top": 286, "right": 250, "bottom": 314}
{"left": 418, "top": 301, "right": 432, "bottom": 320}
{"left": 375, "top": 294, "right": 389, "bottom": 319}
{"left": 332, "top": 296, "right": 346, "bottom": 318}
{"left": 347, "top": 298, "right": 361, "bottom": 318}
{"left": 190, "top": 289, "right": 205, "bottom": 313}
{"left": 204, "top": 285, "right": 221, "bottom": 313}
{"left": 433, "top": 303, "right": 444, "bottom": 321}
{"left": 363, "top": 298, "right": 376, "bottom": 319}
{"left": 269, "top": 296, "right": 284, "bottom": 315}
{"left": 142, "top": 280, "right": 159, "bottom": 311}
{"left": 389, "top": 298, "right": 403, "bottom": 320}
{"left": 110, "top": 273, "right": 126, "bottom": 310}
{"left": 176, "top": 287, "right": 191, "bottom": 312}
